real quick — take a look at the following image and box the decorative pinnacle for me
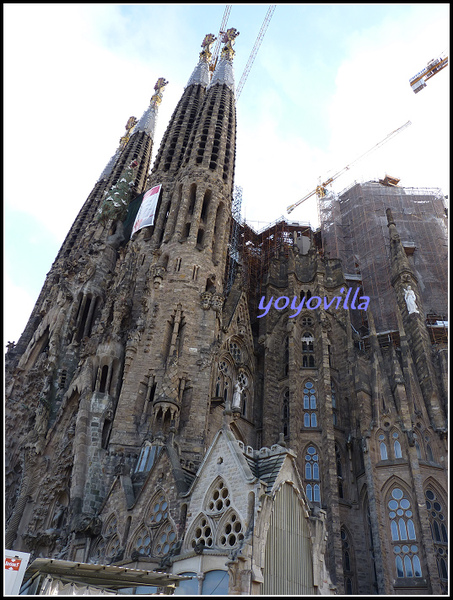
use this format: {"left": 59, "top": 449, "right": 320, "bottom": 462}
{"left": 150, "top": 77, "right": 169, "bottom": 107}
{"left": 200, "top": 33, "right": 217, "bottom": 63}
{"left": 220, "top": 27, "right": 240, "bottom": 60}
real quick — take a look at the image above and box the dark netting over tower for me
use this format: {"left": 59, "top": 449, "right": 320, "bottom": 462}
{"left": 320, "top": 180, "right": 448, "bottom": 333}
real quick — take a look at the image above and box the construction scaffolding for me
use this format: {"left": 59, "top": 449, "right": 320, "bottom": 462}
{"left": 225, "top": 185, "right": 243, "bottom": 294}
{"left": 226, "top": 215, "right": 319, "bottom": 319}
{"left": 319, "top": 180, "right": 448, "bottom": 335}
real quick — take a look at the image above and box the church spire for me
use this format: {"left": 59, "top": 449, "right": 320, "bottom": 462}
{"left": 209, "top": 27, "right": 239, "bottom": 92}
{"left": 148, "top": 34, "right": 216, "bottom": 179}
{"left": 186, "top": 33, "right": 216, "bottom": 88}
{"left": 134, "top": 77, "right": 169, "bottom": 137}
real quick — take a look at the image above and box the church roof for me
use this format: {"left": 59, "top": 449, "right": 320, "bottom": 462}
{"left": 239, "top": 442, "right": 295, "bottom": 494}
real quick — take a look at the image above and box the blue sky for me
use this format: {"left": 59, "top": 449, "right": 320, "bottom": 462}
{"left": 4, "top": 3, "right": 449, "bottom": 346}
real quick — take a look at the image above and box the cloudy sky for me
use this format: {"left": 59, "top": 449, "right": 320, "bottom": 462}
{"left": 4, "top": 3, "right": 449, "bottom": 346}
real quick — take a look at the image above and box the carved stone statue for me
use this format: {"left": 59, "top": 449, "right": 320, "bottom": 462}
{"left": 404, "top": 286, "right": 419, "bottom": 314}
{"left": 232, "top": 381, "right": 242, "bottom": 410}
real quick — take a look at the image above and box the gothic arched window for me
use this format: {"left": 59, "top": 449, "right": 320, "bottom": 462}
{"left": 282, "top": 389, "right": 289, "bottom": 438}
{"left": 387, "top": 488, "right": 422, "bottom": 578}
{"left": 425, "top": 489, "right": 448, "bottom": 590}
{"left": 303, "top": 381, "right": 318, "bottom": 428}
{"left": 341, "top": 528, "right": 356, "bottom": 594}
{"left": 304, "top": 445, "right": 321, "bottom": 503}
{"left": 392, "top": 431, "right": 403, "bottom": 459}
{"left": 301, "top": 332, "right": 315, "bottom": 368}
{"left": 378, "top": 433, "right": 388, "bottom": 460}
{"left": 215, "top": 359, "right": 231, "bottom": 402}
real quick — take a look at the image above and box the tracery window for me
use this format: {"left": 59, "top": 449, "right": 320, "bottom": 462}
{"left": 189, "top": 478, "right": 244, "bottom": 552}
{"left": 425, "top": 489, "right": 448, "bottom": 590}
{"left": 341, "top": 528, "right": 356, "bottom": 594}
{"left": 214, "top": 359, "right": 231, "bottom": 402}
{"left": 392, "top": 431, "right": 403, "bottom": 459}
{"left": 229, "top": 341, "right": 242, "bottom": 363}
{"left": 387, "top": 488, "right": 422, "bottom": 578}
{"left": 301, "top": 316, "right": 313, "bottom": 328}
{"left": 130, "top": 491, "right": 178, "bottom": 559}
{"left": 304, "top": 446, "right": 321, "bottom": 503}
{"left": 301, "top": 332, "right": 315, "bottom": 368}
{"left": 282, "top": 389, "right": 289, "bottom": 438}
{"left": 303, "top": 381, "right": 318, "bottom": 428}
{"left": 378, "top": 432, "right": 388, "bottom": 460}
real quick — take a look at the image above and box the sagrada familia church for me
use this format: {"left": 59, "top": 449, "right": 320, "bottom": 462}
{"left": 5, "top": 28, "right": 448, "bottom": 595}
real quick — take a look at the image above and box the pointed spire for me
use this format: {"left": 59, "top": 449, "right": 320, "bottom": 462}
{"left": 97, "top": 79, "right": 167, "bottom": 182}
{"left": 186, "top": 34, "right": 216, "bottom": 88}
{"left": 134, "top": 77, "right": 169, "bottom": 136}
{"left": 209, "top": 27, "right": 239, "bottom": 92}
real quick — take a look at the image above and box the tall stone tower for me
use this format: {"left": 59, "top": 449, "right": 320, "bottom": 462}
{"left": 5, "top": 31, "right": 448, "bottom": 597}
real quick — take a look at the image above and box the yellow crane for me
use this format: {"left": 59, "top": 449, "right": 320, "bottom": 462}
{"left": 286, "top": 120, "right": 412, "bottom": 214}
{"left": 409, "top": 53, "right": 448, "bottom": 94}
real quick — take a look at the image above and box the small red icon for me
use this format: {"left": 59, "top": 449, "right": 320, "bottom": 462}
{"left": 5, "top": 557, "right": 22, "bottom": 571}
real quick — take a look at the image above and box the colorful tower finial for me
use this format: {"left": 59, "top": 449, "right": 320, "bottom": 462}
{"left": 186, "top": 34, "right": 216, "bottom": 88}
{"left": 200, "top": 33, "right": 217, "bottom": 62}
{"left": 134, "top": 77, "right": 168, "bottom": 136}
{"left": 220, "top": 27, "right": 239, "bottom": 60}
{"left": 209, "top": 28, "right": 239, "bottom": 92}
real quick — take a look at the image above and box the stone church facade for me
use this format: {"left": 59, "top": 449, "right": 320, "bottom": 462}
{"left": 5, "top": 31, "right": 448, "bottom": 595}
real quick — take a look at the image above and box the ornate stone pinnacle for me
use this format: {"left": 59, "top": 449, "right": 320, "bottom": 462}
{"left": 150, "top": 77, "right": 169, "bottom": 106}
{"left": 200, "top": 33, "right": 216, "bottom": 63}
{"left": 220, "top": 27, "right": 239, "bottom": 60}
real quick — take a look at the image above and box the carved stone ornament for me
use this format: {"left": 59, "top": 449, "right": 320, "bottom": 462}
{"left": 200, "top": 291, "right": 212, "bottom": 310}
{"left": 210, "top": 293, "right": 224, "bottom": 312}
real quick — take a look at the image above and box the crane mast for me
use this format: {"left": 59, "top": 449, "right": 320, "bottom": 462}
{"left": 286, "top": 120, "right": 412, "bottom": 214}
{"left": 210, "top": 5, "right": 276, "bottom": 100}
{"left": 236, "top": 5, "right": 276, "bottom": 100}
{"left": 210, "top": 5, "right": 232, "bottom": 71}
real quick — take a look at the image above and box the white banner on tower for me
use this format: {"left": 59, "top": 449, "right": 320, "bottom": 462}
{"left": 131, "top": 184, "right": 162, "bottom": 237}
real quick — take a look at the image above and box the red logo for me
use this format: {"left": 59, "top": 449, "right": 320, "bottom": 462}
{"left": 5, "top": 557, "right": 21, "bottom": 571}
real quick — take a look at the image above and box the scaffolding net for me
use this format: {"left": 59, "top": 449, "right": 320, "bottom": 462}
{"left": 319, "top": 180, "right": 448, "bottom": 336}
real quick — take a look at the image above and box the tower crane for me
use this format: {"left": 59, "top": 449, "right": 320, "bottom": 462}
{"left": 210, "top": 5, "right": 232, "bottom": 71}
{"left": 236, "top": 5, "right": 276, "bottom": 101}
{"left": 210, "top": 5, "right": 276, "bottom": 100}
{"left": 286, "top": 120, "right": 412, "bottom": 214}
{"left": 409, "top": 53, "right": 448, "bottom": 94}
